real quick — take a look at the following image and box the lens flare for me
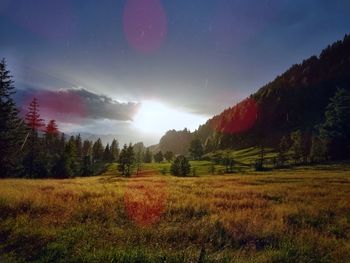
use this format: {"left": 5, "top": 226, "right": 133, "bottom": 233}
{"left": 123, "top": 0, "right": 167, "bottom": 53}
{"left": 124, "top": 173, "right": 167, "bottom": 226}
{"left": 211, "top": 98, "right": 258, "bottom": 134}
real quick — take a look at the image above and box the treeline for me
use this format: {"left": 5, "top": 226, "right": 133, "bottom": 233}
{"left": 0, "top": 59, "right": 124, "bottom": 178}
{"left": 159, "top": 34, "right": 350, "bottom": 161}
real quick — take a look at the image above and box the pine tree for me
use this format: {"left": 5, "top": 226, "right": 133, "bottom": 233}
{"left": 143, "top": 148, "right": 153, "bottom": 163}
{"left": 92, "top": 138, "right": 104, "bottom": 162}
{"left": 310, "top": 134, "right": 327, "bottom": 163}
{"left": 154, "top": 151, "right": 163, "bottom": 163}
{"left": 171, "top": 155, "right": 191, "bottom": 176}
{"left": 103, "top": 143, "right": 112, "bottom": 162}
{"left": 0, "top": 59, "right": 23, "bottom": 177}
{"left": 290, "top": 130, "right": 303, "bottom": 164}
{"left": 164, "top": 151, "right": 174, "bottom": 162}
{"left": 118, "top": 143, "right": 135, "bottom": 176}
{"left": 319, "top": 88, "right": 350, "bottom": 160}
{"left": 189, "top": 138, "right": 204, "bottom": 160}
{"left": 24, "top": 97, "right": 45, "bottom": 177}
{"left": 277, "top": 136, "right": 289, "bottom": 167}
{"left": 110, "top": 138, "right": 119, "bottom": 161}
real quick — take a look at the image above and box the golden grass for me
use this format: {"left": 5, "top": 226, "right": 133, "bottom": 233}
{"left": 1, "top": 164, "right": 350, "bottom": 262}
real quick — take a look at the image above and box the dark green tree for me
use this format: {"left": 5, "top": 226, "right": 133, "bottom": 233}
{"left": 310, "top": 134, "right": 327, "bottom": 163}
{"left": 277, "top": 136, "right": 290, "bottom": 167}
{"left": 92, "top": 138, "right": 104, "bottom": 162}
{"left": 0, "top": 59, "right": 23, "bottom": 177}
{"left": 110, "top": 138, "right": 119, "bottom": 161}
{"left": 290, "top": 130, "right": 303, "bottom": 164}
{"left": 164, "top": 151, "right": 174, "bottom": 162}
{"left": 154, "top": 151, "right": 164, "bottom": 163}
{"left": 170, "top": 155, "right": 191, "bottom": 176}
{"left": 118, "top": 143, "right": 135, "bottom": 176}
{"left": 143, "top": 148, "right": 153, "bottom": 163}
{"left": 319, "top": 88, "right": 350, "bottom": 160}
{"left": 189, "top": 138, "right": 204, "bottom": 160}
{"left": 24, "top": 97, "right": 45, "bottom": 178}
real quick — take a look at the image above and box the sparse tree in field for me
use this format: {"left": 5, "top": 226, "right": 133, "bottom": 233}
{"left": 170, "top": 155, "right": 191, "bottom": 176}
{"left": 24, "top": 97, "right": 45, "bottom": 178}
{"left": 223, "top": 156, "right": 235, "bottom": 173}
{"left": 0, "top": 59, "right": 23, "bottom": 177}
{"left": 143, "top": 148, "right": 152, "bottom": 163}
{"left": 135, "top": 146, "right": 143, "bottom": 175}
{"left": 118, "top": 143, "right": 135, "bottom": 176}
{"left": 319, "top": 88, "right": 350, "bottom": 160}
{"left": 189, "top": 138, "right": 204, "bottom": 160}
{"left": 209, "top": 162, "right": 216, "bottom": 175}
{"left": 154, "top": 151, "right": 164, "bottom": 163}
{"left": 277, "top": 135, "right": 290, "bottom": 167}
{"left": 164, "top": 151, "right": 174, "bottom": 162}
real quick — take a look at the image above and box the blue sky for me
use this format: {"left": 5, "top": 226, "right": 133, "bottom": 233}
{"left": 1, "top": 0, "right": 350, "bottom": 145}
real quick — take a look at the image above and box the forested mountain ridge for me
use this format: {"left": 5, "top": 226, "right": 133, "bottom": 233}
{"left": 160, "top": 34, "right": 350, "bottom": 153}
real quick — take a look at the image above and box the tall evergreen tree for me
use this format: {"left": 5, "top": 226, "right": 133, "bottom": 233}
{"left": 189, "top": 138, "right": 204, "bottom": 160}
{"left": 154, "top": 151, "right": 164, "bottom": 163}
{"left": 319, "top": 88, "right": 350, "bottom": 160}
{"left": 92, "top": 138, "right": 104, "bottom": 162}
{"left": 143, "top": 148, "right": 153, "bottom": 163}
{"left": 24, "top": 97, "right": 45, "bottom": 177}
{"left": 0, "top": 59, "right": 23, "bottom": 177}
{"left": 110, "top": 138, "right": 119, "bottom": 161}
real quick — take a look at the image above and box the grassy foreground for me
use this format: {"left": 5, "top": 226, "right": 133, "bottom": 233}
{"left": 1, "top": 164, "right": 350, "bottom": 262}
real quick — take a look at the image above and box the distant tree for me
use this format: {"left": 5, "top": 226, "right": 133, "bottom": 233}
{"left": 143, "top": 148, "right": 153, "bottom": 163}
{"left": 51, "top": 153, "right": 73, "bottom": 178}
{"left": 290, "top": 130, "right": 303, "bottom": 164}
{"left": 310, "top": 134, "right": 327, "bottom": 163}
{"left": 66, "top": 136, "right": 80, "bottom": 175}
{"left": 189, "top": 138, "right": 204, "bottom": 160}
{"left": 164, "top": 151, "right": 174, "bottom": 162}
{"left": 82, "top": 140, "right": 92, "bottom": 157}
{"left": 204, "top": 137, "right": 214, "bottom": 153}
{"left": 44, "top": 120, "right": 60, "bottom": 173}
{"left": 209, "top": 162, "right": 216, "bottom": 175}
{"left": 75, "top": 134, "right": 83, "bottom": 159}
{"left": 103, "top": 143, "right": 112, "bottom": 162}
{"left": 110, "top": 138, "right": 119, "bottom": 161}
{"left": 223, "top": 155, "right": 235, "bottom": 173}
{"left": 277, "top": 136, "right": 290, "bottom": 167}
{"left": 0, "top": 59, "right": 23, "bottom": 177}
{"left": 118, "top": 143, "right": 135, "bottom": 176}
{"left": 319, "top": 88, "right": 350, "bottom": 160}
{"left": 154, "top": 151, "right": 164, "bottom": 163}
{"left": 81, "top": 155, "right": 93, "bottom": 176}
{"left": 24, "top": 97, "right": 45, "bottom": 178}
{"left": 170, "top": 155, "right": 191, "bottom": 176}
{"left": 92, "top": 138, "right": 104, "bottom": 162}
{"left": 135, "top": 146, "right": 143, "bottom": 175}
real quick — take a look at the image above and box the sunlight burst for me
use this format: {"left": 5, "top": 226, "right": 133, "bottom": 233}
{"left": 132, "top": 100, "right": 207, "bottom": 135}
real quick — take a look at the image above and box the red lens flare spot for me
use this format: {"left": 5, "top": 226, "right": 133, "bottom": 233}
{"left": 21, "top": 90, "right": 87, "bottom": 124}
{"left": 124, "top": 173, "right": 167, "bottom": 226}
{"left": 123, "top": 0, "right": 167, "bottom": 53}
{"left": 211, "top": 98, "right": 258, "bottom": 134}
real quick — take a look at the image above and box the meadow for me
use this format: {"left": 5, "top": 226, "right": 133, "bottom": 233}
{"left": 1, "top": 161, "right": 350, "bottom": 263}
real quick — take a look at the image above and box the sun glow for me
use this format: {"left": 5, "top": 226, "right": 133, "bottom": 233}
{"left": 132, "top": 100, "right": 207, "bottom": 135}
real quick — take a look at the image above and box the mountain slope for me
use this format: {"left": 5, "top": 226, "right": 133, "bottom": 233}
{"left": 161, "top": 34, "right": 350, "bottom": 153}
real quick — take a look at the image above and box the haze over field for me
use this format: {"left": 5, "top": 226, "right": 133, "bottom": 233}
{"left": 1, "top": 0, "right": 350, "bottom": 145}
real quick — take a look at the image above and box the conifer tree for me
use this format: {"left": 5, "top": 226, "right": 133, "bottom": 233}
{"left": 0, "top": 59, "right": 23, "bottom": 177}
{"left": 24, "top": 97, "right": 45, "bottom": 177}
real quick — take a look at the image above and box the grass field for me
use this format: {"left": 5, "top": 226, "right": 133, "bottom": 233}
{"left": 1, "top": 162, "right": 350, "bottom": 262}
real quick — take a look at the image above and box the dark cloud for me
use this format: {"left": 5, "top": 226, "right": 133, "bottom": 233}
{"left": 15, "top": 88, "right": 140, "bottom": 123}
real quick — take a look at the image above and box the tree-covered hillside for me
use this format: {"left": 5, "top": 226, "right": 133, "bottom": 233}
{"left": 160, "top": 34, "right": 350, "bottom": 154}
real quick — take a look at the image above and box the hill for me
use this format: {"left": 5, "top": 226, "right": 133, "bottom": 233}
{"left": 160, "top": 34, "right": 350, "bottom": 154}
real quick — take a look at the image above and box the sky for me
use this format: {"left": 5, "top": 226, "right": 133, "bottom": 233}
{"left": 1, "top": 0, "right": 350, "bottom": 145}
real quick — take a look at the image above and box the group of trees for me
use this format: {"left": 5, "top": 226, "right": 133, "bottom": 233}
{"left": 275, "top": 88, "right": 350, "bottom": 167}
{"left": 0, "top": 59, "right": 122, "bottom": 178}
